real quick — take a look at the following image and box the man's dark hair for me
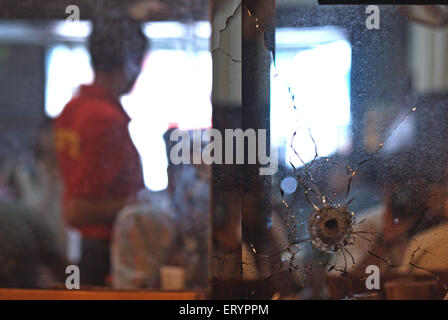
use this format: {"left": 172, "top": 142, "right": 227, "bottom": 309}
{"left": 89, "top": 14, "right": 148, "bottom": 72}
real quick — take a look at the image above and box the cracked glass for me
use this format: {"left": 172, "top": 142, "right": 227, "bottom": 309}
{"left": 0, "top": 0, "right": 448, "bottom": 301}
{"left": 254, "top": 1, "right": 448, "bottom": 299}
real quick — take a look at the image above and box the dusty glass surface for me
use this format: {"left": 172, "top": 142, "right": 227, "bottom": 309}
{"left": 252, "top": 2, "right": 448, "bottom": 299}
{"left": 1, "top": 0, "right": 448, "bottom": 300}
{"left": 0, "top": 1, "right": 210, "bottom": 291}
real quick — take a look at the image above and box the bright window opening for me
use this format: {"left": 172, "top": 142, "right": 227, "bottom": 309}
{"left": 272, "top": 27, "right": 352, "bottom": 167}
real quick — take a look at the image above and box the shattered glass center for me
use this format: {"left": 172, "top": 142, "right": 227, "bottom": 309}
{"left": 308, "top": 205, "right": 354, "bottom": 253}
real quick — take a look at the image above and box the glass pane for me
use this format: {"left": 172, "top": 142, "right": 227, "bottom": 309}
{"left": 267, "top": 1, "right": 448, "bottom": 299}
{"left": 0, "top": 1, "right": 210, "bottom": 292}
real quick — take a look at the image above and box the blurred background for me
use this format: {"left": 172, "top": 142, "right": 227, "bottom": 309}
{"left": 0, "top": 0, "right": 448, "bottom": 300}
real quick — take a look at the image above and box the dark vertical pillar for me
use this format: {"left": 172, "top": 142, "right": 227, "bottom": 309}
{"left": 210, "top": 0, "right": 275, "bottom": 299}
{"left": 241, "top": 0, "right": 275, "bottom": 299}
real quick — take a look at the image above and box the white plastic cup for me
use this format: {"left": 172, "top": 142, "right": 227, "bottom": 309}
{"left": 159, "top": 265, "right": 186, "bottom": 290}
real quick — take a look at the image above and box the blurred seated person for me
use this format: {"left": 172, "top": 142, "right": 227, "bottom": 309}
{"left": 55, "top": 14, "right": 147, "bottom": 286}
{"left": 399, "top": 184, "right": 448, "bottom": 274}
{"left": 111, "top": 190, "right": 175, "bottom": 289}
{"left": 170, "top": 129, "right": 211, "bottom": 288}
{"left": 0, "top": 201, "right": 66, "bottom": 288}
{"left": 329, "top": 153, "right": 441, "bottom": 276}
{"left": 352, "top": 182, "right": 429, "bottom": 273}
{"left": 0, "top": 149, "right": 67, "bottom": 288}
{"left": 111, "top": 128, "right": 211, "bottom": 289}
{"left": 0, "top": 120, "right": 76, "bottom": 263}
{"left": 22, "top": 118, "right": 67, "bottom": 255}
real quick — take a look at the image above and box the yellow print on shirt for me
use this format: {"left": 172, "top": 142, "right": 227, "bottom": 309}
{"left": 55, "top": 128, "right": 81, "bottom": 159}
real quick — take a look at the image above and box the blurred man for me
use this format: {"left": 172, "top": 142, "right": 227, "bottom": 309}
{"left": 55, "top": 14, "right": 147, "bottom": 286}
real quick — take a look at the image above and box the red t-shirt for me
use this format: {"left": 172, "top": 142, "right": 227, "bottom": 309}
{"left": 55, "top": 84, "right": 144, "bottom": 239}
